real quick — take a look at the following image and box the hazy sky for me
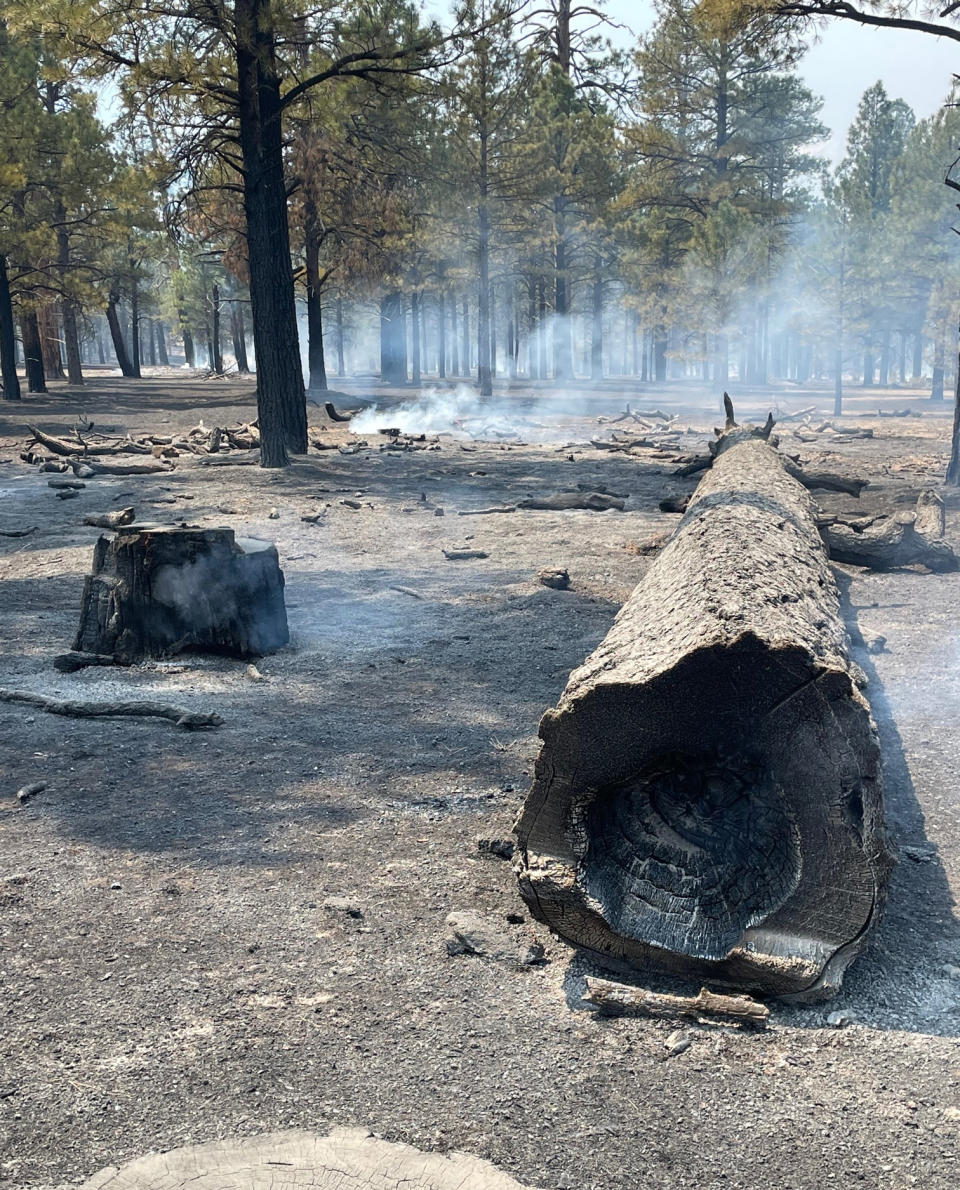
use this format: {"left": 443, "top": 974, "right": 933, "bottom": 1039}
{"left": 604, "top": 1, "right": 958, "bottom": 160}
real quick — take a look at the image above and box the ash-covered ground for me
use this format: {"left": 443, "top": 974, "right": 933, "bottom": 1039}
{"left": 1, "top": 375, "right": 959, "bottom": 1190}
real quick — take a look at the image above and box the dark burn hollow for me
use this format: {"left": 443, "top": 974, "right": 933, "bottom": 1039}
{"left": 583, "top": 751, "right": 802, "bottom": 962}
{"left": 516, "top": 438, "right": 894, "bottom": 1001}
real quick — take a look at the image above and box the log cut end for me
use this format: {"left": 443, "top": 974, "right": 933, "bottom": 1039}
{"left": 516, "top": 440, "right": 894, "bottom": 1002}
{"left": 73, "top": 526, "right": 289, "bottom": 662}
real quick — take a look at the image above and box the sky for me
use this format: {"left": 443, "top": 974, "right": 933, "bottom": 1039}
{"left": 603, "top": 0, "right": 958, "bottom": 160}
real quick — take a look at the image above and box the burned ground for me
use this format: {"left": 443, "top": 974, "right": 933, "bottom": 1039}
{"left": 1, "top": 376, "right": 959, "bottom": 1190}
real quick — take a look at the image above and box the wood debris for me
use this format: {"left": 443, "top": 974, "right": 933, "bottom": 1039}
{"left": 0, "top": 689, "right": 223, "bottom": 730}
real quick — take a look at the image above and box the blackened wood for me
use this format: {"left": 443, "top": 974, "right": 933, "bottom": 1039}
{"left": 73, "top": 526, "right": 289, "bottom": 662}
{"left": 516, "top": 438, "right": 893, "bottom": 1002}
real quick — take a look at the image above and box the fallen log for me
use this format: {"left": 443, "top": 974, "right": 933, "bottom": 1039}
{"left": 878, "top": 408, "right": 922, "bottom": 418}
{"left": 48, "top": 478, "right": 86, "bottom": 490}
{"left": 584, "top": 978, "right": 769, "bottom": 1026}
{"left": 53, "top": 651, "right": 122, "bottom": 673}
{"left": 73, "top": 525, "right": 289, "bottom": 662}
{"left": 72, "top": 459, "right": 174, "bottom": 477}
{"left": 674, "top": 455, "right": 712, "bottom": 478}
{"left": 0, "top": 688, "right": 222, "bottom": 729}
{"left": 819, "top": 491, "right": 957, "bottom": 573}
{"left": 442, "top": 548, "right": 488, "bottom": 560}
{"left": 0, "top": 526, "right": 37, "bottom": 538}
{"left": 198, "top": 451, "right": 260, "bottom": 467}
{"left": 518, "top": 492, "right": 625, "bottom": 512}
{"left": 457, "top": 505, "right": 518, "bottom": 516}
{"left": 783, "top": 460, "right": 867, "bottom": 497}
{"left": 82, "top": 507, "right": 136, "bottom": 530}
{"left": 776, "top": 405, "right": 816, "bottom": 422}
{"left": 516, "top": 426, "right": 893, "bottom": 1002}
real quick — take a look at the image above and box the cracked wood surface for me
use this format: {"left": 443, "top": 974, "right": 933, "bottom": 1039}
{"left": 80, "top": 1128, "right": 536, "bottom": 1189}
{"left": 516, "top": 439, "right": 894, "bottom": 1001}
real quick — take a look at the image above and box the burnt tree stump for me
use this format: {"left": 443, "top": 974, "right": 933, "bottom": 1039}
{"left": 73, "top": 526, "right": 289, "bottom": 662}
{"left": 516, "top": 436, "right": 894, "bottom": 1002}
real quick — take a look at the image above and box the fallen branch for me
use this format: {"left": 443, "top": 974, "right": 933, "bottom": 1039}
{"left": 584, "top": 978, "right": 769, "bottom": 1027}
{"left": 776, "top": 405, "right": 816, "bottom": 422}
{"left": 878, "top": 408, "right": 922, "bottom": 418}
{"left": 818, "top": 491, "right": 957, "bottom": 573}
{"left": 783, "top": 460, "right": 867, "bottom": 497}
{"left": 442, "top": 548, "right": 489, "bottom": 560}
{"left": 0, "top": 688, "right": 223, "bottom": 730}
{"left": 73, "top": 459, "right": 174, "bottom": 477}
{"left": 197, "top": 451, "right": 260, "bottom": 467}
{"left": 324, "top": 401, "right": 353, "bottom": 422}
{"left": 674, "top": 455, "right": 712, "bottom": 478}
{"left": 457, "top": 505, "right": 518, "bottom": 516}
{"left": 53, "top": 651, "right": 121, "bottom": 673}
{"left": 518, "top": 492, "right": 625, "bottom": 512}
{"left": 0, "top": 526, "right": 37, "bottom": 538}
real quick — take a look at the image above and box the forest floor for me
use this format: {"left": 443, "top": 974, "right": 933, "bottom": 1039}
{"left": 1, "top": 373, "right": 959, "bottom": 1190}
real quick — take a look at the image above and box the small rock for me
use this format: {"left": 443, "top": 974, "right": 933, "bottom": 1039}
{"left": 4, "top": 874, "right": 27, "bottom": 886}
{"left": 476, "top": 836, "right": 515, "bottom": 860}
{"left": 903, "top": 845, "right": 936, "bottom": 864}
{"left": 16, "top": 782, "right": 45, "bottom": 805}
{"left": 55, "top": 489, "right": 80, "bottom": 500}
{"left": 521, "top": 942, "right": 547, "bottom": 966}
{"left": 867, "top": 635, "right": 888, "bottom": 654}
{"left": 943, "top": 1106, "right": 960, "bottom": 1122}
{"left": 245, "top": 664, "right": 267, "bottom": 682}
{"left": 445, "top": 910, "right": 517, "bottom": 962}
{"left": 663, "top": 1030, "right": 693, "bottom": 1059}
{"left": 434, "top": 507, "right": 444, "bottom": 517}
{"left": 218, "top": 505, "right": 239, "bottom": 515}
{"left": 826, "top": 1010, "right": 854, "bottom": 1028}
{"left": 268, "top": 508, "right": 279, "bottom": 520}
{"left": 109, "top": 882, "right": 122, "bottom": 891}
{"left": 941, "top": 964, "right": 960, "bottom": 981}
{"left": 538, "top": 567, "right": 570, "bottom": 590}
{"left": 323, "top": 895, "right": 363, "bottom": 918}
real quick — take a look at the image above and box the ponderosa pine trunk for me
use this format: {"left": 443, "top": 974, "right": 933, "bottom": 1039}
{"left": 39, "top": 306, "right": 64, "bottom": 380}
{"left": 304, "top": 200, "right": 327, "bottom": 392}
{"left": 106, "top": 292, "right": 135, "bottom": 377}
{"left": 380, "top": 292, "right": 406, "bottom": 384}
{"left": 146, "top": 317, "right": 157, "bottom": 367}
{"left": 235, "top": 0, "right": 306, "bottom": 466}
{"left": 948, "top": 336, "right": 960, "bottom": 486}
{"left": 22, "top": 310, "right": 46, "bottom": 393}
{"left": 932, "top": 331, "right": 945, "bottom": 401}
{"left": 231, "top": 305, "right": 249, "bottom": 373}
{"left": 590, "top": 262, "right": 603, "bottom": 381}
{"left": 156, "top": 321, "right": 170, "bottom": 366}
{"left": 478, "top": 202, "right": 492, "bottom": 397}
{"left": 0, "top": 255, "right": 21, "bottom": 400}
{"left": 437, "top": 290, "right": 446, "bottom": 380}
{"left": 57, "top": 223, "right": 83, "bottom": 385}
{"left": 461, "top": 297, "right": 470, "bottom": 379}
{"left": 128, "top": 273, "right": 142, "bottom": 379}
{"left": 335, "top": 296, "right": 345, "bottom": 377}
{"left": 211, "top": 284, "right": 224, "bottom": 374}
{"left": 411, "top": 292, "right": 421, "bottom": 386}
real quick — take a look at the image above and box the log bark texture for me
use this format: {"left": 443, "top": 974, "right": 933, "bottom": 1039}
{"left": 516, "top": 438, "right": 893, "bottom": 1002}
{"left": 73, "top": 526, "right": 289, "bottom": 662}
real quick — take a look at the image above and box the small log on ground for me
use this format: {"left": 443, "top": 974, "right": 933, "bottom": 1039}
{"left": 82, "top": 507, "right": 136, "bottom": 530}
{"left": 73, "top": 525, "right": 289, "bottom": 662}
{"left": 72, "top": 458, "right": 174, "bottom": 476}
{"left": 518, "top": 492, "right": 625, "bottom": 512}
{"left": 53, "top": 651, "right": 122, "bottom": 673}
{"left": 0, "top": 689, "right": 222, "bottom": 729}
{"left": 516, "top": 433, "right": 893, "bottom": 1002}
{"left": 324, "top": 401, "right": 353, "bottom": 422}
{"left": 584, "top": 978, "right": 770, "bottom": 1026}
{"left": 819, "top": 491, "right": 958, "bottom": 573}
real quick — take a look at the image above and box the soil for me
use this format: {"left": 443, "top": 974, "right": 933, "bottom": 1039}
{"left": 1, "top": 374, "right": 959, "bottom": 1190}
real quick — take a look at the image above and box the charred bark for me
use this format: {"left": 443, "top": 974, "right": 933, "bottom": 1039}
{"left": 516, "top": 434, "right": 892, "bottom": 1001}
{"left": 380, "top": 291, "right": 407, "bottom": 384}
{"left": 22, "top": 310, "right": 46, "bottom": 392}
{"left": 74, "top": 526, "right": 289, "bottom": 663}
{"left": 0, "top": 255, "right": 20, "bottom": 400}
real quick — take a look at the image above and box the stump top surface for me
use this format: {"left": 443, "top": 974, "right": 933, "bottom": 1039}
{"left": 79, "top": 1128, "right": 536, "bottom": 1189}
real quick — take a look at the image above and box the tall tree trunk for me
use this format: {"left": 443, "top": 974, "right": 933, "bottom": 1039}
{"left": 411, "top": 291, "right": 421, "bottom": 386}
{"left": 146, "top": 316, "right": 157, "bottom": 367}
{"left": 507, "top": 287, "right": 517, "bottom": 380}
{"left": 59, "top": 300, "right": 83, "bottom": 385}
{"left": 477, "top": 181, "right": 492, "bottom": 396}
{"left": 22, "top": 310, "right": 46, "bottom": 392}
{"left": 932, "top": 331, "right": 945, "bottom": 401}
{"left": 177, "top": 302, "right": 195, "bottom": 367}
{"left": 461, "top": 297, "right": 470, "bottom": 380}
{"left": 527, "top": 284, "right": 538, "bottom": 380}
{"left": 912, "top": 332, "right": 923, "bottom": 380}
{"left": 39, "top": 306, "right": 65, "bottom": 380}
{"left": 231, "top": 305, "right": 249, "bottom": 373}
{"left": 898, "top": 331, "right": 907, "bottom": 384}
{"left": 654, "top": 327, "right": 667, "bottom": 383}
{"left": 96, "top": 325, "right": 106, "bottom": 365}
{"left": 590, "top": 261, "right": 603, "bottom": 381}
{"left": 948, "top": 326, "right": 960, "bottom": 485}
{"left": 0, "top": 256, "right": 21, "bottom": 400}
{"left": 862, "top": 349, "right": 874, "bottom": 387}
{"left": 879, "top": 330, "right": 889, "bottom": 386}
{"left": 640, "top": 329, "right": 649, "bottom": 383}
{"left": 129, "top": 271, "right": 142, "bottom": 379}
{"left": 554, "top": 205, "right": 573, "bottom": 382}
{"left": 437, "top": 290, "right": 446, "bottom": 380}
{"left": 235, "top": 0, "right": 307, "bottom": 466}
{"left": 304, "top": 202, "right": 326, "bottom": 392}
{"left": 450, "top": 292, "right": 459, "bottom": 376}
{"left": 156, "top": 321, "right": 170, "bottom": 366}
{"left": 538, "top": 279, "right": 548, "bottom": 380}
{"left": 834, "top": 345, "right": 843, "bottom": 417}
{"left": 106, "top": 292, "right": 135, "bottom": 376}
{"left": 335, "top": 295, "right": 345, "bottom": 377}
{"left": 380, "top": 291, "right": 406, "bottom": 384}
{"left": 211, "top": 284, "right": 224, "bottom": 374}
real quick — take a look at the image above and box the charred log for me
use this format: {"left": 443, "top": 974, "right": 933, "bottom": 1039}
{"left": 73, "top": 526, "right": 289, "bottom": 663}
{"left": 516, "top": 435, "right": 893, "bottom": 1002}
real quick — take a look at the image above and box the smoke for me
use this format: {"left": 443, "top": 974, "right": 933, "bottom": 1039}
{"left": 349, "top": 384, "right": 581, "bottom": 443}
